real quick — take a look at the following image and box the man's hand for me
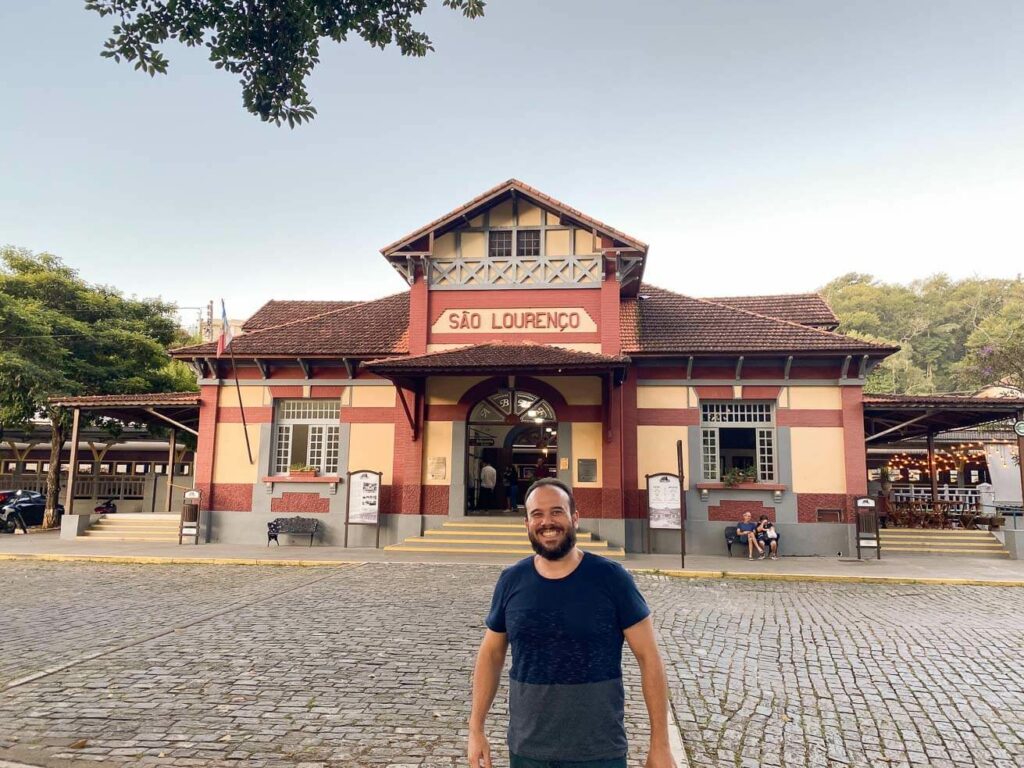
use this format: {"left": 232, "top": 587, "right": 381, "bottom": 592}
{"left": 467, "top": 728, "right": 492, "bottom": 768}
{"left": 645, "top": 742, "right": 677, "bottom": 768}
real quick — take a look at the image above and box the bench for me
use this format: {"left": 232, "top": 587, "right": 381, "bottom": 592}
{"left": 267, "top": 516, "right": 320, "bottom": 547}
{"left": 724, "top": 525, "right": 781, "bottom": 556}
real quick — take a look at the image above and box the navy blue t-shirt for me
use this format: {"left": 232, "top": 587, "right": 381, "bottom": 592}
{"left": 485, "top": 552, "right": 651, "bottom": 761}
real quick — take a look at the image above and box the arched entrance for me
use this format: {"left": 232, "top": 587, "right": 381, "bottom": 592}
{"left": 467, "top": 389, "right": 557, "bottom": 516}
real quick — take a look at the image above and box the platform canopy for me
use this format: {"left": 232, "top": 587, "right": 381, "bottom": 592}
{"left": 864, "top": 393, "right": 1024, "bottom": 443}
{"left": 48, "top": 392, "right": 201, "bottom": 437}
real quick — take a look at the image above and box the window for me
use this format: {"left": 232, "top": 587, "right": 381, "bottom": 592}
{"left": 700, "top": 402, "right": 776, "bottom": 482}
{"left": 516, "top": 229, "right": 540, "bottom": 257}
{"left": 272, "top": 399, "right": 341, "bottom": 475}
{"left": 488, "top": 230, "right": 512, "bottom": 258}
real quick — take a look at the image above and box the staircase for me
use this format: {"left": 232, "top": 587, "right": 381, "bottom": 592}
{"left": 879, "top": 528, "right": 1010, "bottom": 558}
{"left": 81, "top": 513, "right": 180, "bottom": 542}
{"left": 385, "top": 518, "right": 626, "bottom": 558}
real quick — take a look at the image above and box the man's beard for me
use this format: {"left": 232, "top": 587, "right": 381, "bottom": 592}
{"left": 528, "top": 524, "right": 577, "bottom": 560}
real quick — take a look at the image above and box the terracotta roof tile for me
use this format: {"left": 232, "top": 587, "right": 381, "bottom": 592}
{"left": 624, "top": 284, "right": 897, "bottom": 356}
{"left": 381, "top": 179, "right": 648, "bottom": 255}
{"left": 705, "top": 293, "right": 838, "bottom": 328}
{"left": 365, "top": 342, "right": 628, "bottom": 374}
{"left": 49, "top": 392, "right": 201, "bottom": 407}
{"left": 242, "top": 300, "right": 361, "bottom": 331}
{"left": 171, "top": 293, "right": 409, "bottom": 358}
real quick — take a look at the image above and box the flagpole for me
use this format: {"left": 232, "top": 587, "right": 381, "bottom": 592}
{"left": 220, "top": 302, "right": 253, "bottom": 466}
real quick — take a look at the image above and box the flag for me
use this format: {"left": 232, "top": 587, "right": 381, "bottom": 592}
{"left": 216, "top": 299, "right": 233, "bottom": 357}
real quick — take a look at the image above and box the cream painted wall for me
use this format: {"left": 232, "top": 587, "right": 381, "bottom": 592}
{"left": 571, "top": 422, "right": 602, "bottom": 487}
{"left": 217, "top": 386, "right": 267, "bottom": 407}
{"left": 546, "top": 229, "right": 571, "bottom": 257}
{"left": 421, "top": 421, "right": 453, "bottom": 485}
{"left": 787, "top": 386, "right": 843, "bottom": 410}
{"left": 462, "top": 231, "right": 485, "bottom": 258}
{"left": 351, "top": 385, "right": 396, "bottom": 408}
{"left": 348, "top": 423, "right": 395, "bottom": 484}
{"left": 790, "top": 427, "right": 847, "bottom": 493}
{"left": 212, "top": 423, "right": 262, "bottom": 483}
{"left": 489, "top": 199, "right": 515, "bottom": 227}
{"left": 636, "top": 426, "right": 689, "bottom": 490}
{"left": 637, "top": 385, "right": 687, "bottom": 409}
{"left": 536, "top": 376, "right": 602, "bottom": 405}
{"left": 426, "top": 376, "right": 486, "bottom": 405}
{"left": 435, "top": 232, "right": 456, "bottom": 259}
{"left": 574, "top": 229, "right": 597, "bottom": 255}
{"left": 518, "top": 202, "right": 542, "bottom": 226}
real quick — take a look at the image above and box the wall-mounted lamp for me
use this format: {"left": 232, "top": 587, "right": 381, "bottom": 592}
{"left": 700, "top": 488, "right": 709, "bottom": 502}
{"left": 773, "top": 490, "right": 783, "bottom": 503}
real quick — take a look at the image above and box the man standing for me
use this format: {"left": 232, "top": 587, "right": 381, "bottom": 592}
{"left": 468, "top": 478, "right": 676, "bottom": 768}
{"left": 479, "top": 459, "right": 497, "bottom": 511}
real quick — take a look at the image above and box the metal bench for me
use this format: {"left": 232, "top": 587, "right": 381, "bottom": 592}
{"left": 725, "top": 524, "right": 780, "bottom": 556}
{"left": 267, "top": 516, "right": 320, "bottom": 547}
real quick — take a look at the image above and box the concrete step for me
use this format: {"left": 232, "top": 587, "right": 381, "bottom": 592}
{"left": 442, "top": 521, "right": 525, "bottom": 530}
{"left": 100, "top": 513, "right": 179, "bottom": 521}
{"left": 82, "top": 533, "right": 179, "bottom": 542}
{"left": 424, "top": 529, "right": 593, "bottom": 540}
{"left": 882, "top": 547, "right": 1010, "bottom": 557}
{"left": 880, "top": 529, "right": 996, "bottom": 537}
{"left": 385, "top": 543, "right": 625, "bottom": 558}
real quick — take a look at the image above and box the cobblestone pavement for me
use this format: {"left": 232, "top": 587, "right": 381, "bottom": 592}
{"left": 0, "top": 562, "right": 1022, "bottom": 768}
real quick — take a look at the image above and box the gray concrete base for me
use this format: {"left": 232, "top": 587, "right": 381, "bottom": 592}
{"left": 1003, "top": 529, "right": 1024, "bottom": 560}
{"left": 59, "top": 514, "right": 99, "bottom": 540}
{"left": 641, "top": 520, "right": 857, "bottom": 558}
{"left": 207, "top": 511, "right": 445, "bottom": 549}
{"left": 579, "top": 517, "right": 626, "bottom": 550}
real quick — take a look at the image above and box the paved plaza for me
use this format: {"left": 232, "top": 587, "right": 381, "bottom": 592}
{"left": 0, "top": 561, "right": 1021, "bottom": 768}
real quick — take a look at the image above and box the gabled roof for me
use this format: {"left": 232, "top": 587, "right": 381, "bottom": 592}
{"left": 621, "top": 284, "right": 897, "bottom": 356}
{"left": 380, "top": 178, "right": 649, "bottom": 256}
{"left": 707, "top": 294, "right": 838, "bottom": 329}
{"left": 364, "top": 342, "right": 629, "bottom": 376}
{"left": 242, "top": 300, "right": 360, "bottom": 331}
{"left": 171, "top": 293, "right": 409, "bottom": 358}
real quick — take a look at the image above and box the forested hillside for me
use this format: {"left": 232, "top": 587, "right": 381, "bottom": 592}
{"left": 820, "top": 274, "right": 1024, "bottom": 395}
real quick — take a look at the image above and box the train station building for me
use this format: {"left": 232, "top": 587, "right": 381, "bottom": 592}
{"left": 149, "top": 179, "right": 924, "bottom": 555}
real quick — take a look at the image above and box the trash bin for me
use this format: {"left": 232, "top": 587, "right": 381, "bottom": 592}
{"left": 182, "top": 502, "right": 200, "bottom": 523}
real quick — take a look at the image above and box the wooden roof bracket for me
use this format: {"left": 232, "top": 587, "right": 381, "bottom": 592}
{"left": 395, "top": 382, "right": 421, "bottom": 441}
{"left": 343, "top": 358, "right": 356, "bottom": 379}
{"left": 865, "top": 411, "right": 936, "bottom": 442}
{"left": 686, "top": 356, "right": 694, "bottom": 380}
{"left": 840, "top": 355, "right": 853, "bottom": 380}
{"left": 254, "top": 359, "right": 269, "bottom": 379}
{"left": 202, "top": 357, "right": 217, "bottom": 379}
{"left": 857, "top": 354, "right": 870, "bottom": 379}
{"left": 735, "top": 356, "right": 745, "bottom": 380}
{"left": 143, "top": 407, "right": 200, "bottom": 438}
{"left": 783, "top": 356, "right": 793, "bottom": 380}
{"left": 297, "top": 358, "right": 312, "bottom": 379}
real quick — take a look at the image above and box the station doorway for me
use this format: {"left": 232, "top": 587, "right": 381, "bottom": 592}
{"left": 466, "top": 389, "right": 557, "bottom": 516}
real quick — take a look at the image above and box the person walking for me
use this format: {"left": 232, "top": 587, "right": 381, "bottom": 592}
{"left": 503, "top": 464, "right": 519, "bottom": 512}
{"left": 467, "top": 478, "right": 676, "bottom": 768}
{"left": 479, "top": 460, "right": 497, "bottom": 511}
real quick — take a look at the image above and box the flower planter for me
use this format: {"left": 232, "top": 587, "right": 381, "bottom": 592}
{"left": 288, "top": 470, "right": 319, "bottom": 480}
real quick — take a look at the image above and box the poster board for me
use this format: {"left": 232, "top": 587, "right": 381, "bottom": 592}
{"left": 345, "top": 469, "right": 383, "bottom": 548}
{"left": 647, "top": 473, "right": 682, "bottom": 530}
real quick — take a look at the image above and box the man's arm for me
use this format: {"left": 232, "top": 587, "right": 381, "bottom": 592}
{"left": 624, "top": 616, "right": 677, "bottom": 768}
{"left": 467, "top": 629, "right": 509, "bottom": 768}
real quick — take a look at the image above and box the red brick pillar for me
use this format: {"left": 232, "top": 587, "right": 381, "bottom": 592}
{"left": 841, "top": 386, "right": 868, "bottom": 520}
{"left": 194, "top": 384, "right": 220, "bottom": 511}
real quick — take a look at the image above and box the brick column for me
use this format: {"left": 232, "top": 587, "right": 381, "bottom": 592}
{"left": 841, "top": 386, "right": 867, "bottom": 520}
{"left": 194, "top": 384, "right": 220, "bottom": 511}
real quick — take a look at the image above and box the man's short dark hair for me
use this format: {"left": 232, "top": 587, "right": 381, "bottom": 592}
{"left": 523, "top": 477, "right": 576, "bottom": 516}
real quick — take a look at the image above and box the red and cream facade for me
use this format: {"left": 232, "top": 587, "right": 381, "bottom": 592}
{"left": 173, "top": 180, "right": 897, "bottom": 554}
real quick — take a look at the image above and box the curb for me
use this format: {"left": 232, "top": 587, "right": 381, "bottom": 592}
{"left": 635, "top": 568, "right": 1024, "bottom": 588}
{"left": 0, "top": 554, "right": 360, "bottom": 568}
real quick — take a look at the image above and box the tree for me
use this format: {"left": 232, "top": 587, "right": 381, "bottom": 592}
{"left": 85, "top": 0, "right": 485, "bottom": 127}
{"left": 0, "top": 247, "right": 196, "bottom": 526}
{"left": 954, "top": 292, "right": 1024, "bottom": 396}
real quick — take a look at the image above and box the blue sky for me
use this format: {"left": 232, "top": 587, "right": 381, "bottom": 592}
{"left": 1, "top": 1, "right": 1021, "bottom": 326}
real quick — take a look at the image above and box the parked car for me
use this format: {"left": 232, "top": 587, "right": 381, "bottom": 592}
{"left": 0, "top": 490, "right": 64, "bottom": 532}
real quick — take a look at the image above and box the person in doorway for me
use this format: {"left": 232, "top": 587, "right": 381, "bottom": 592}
{"left": 479, "top": 459, "right": 497, "bottom": 511}
{"left": 503, "top": 464, "right": 519, "bottom": 512}
{"left": 736, "top": 511, "right": 763, "bottom": 560}
{"left": 468, "top": 478, "right": 676, "bottom": 768}
{"left": 533, "top": 456, "right": 547, "bottom": 480}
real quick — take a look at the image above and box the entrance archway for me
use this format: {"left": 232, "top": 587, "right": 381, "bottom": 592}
{"left": 467, "top": 389, "right": 557, "bottom": 516}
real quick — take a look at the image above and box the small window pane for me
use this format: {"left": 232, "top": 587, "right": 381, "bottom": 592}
{"left": 701, "top": 428, "right": 719, "bottom": 481}
{"left": 517, "top": 229, "right": 540, "bottom": 257}
{"left": 489, "top": 230, "right": 512, "bottom": 258}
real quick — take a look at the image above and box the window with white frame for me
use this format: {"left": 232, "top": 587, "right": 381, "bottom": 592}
{"left": 700, "top": 402, "right": 776, "bottom": 482}
{"left": 272, "top": 399, "right": 341, "bottom": 475}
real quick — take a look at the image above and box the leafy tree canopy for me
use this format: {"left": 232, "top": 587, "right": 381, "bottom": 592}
{"left": 0, "top": 246, "right": 196, "bottom": 433}
{"left": 85, "top": 0, "right": 486, "bottom": 127}
{"left": 821, "top": 272, "right": 1024, "bottom": 395}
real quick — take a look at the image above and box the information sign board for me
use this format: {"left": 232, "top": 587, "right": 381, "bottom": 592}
{"left": 647, "top": 473, "right": 682, "bottom": 530}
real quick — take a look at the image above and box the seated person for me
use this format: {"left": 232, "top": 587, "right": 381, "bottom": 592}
{"left": 756, "top": 514, "right": 780, "bottom": 560}
{"left": 736, "top": 511, "right": 763, "bottom": 560}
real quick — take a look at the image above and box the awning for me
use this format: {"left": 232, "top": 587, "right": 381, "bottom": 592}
{"left": 863, "top": 394, "right": 1024, "bottom": 442}
{"left": 49, "top": 392, "right": 201, "bottom": 437}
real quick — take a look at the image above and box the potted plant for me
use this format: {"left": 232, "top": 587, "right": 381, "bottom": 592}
{"left": 722, "top": 466, "right": 757, "bottom": 487}
{"left": 288, "top": 463, "right": 319, "bottom": 479}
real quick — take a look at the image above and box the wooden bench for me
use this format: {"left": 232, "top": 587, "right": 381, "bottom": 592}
{"left": 267, "top": 516, "right": 320, "bottom": 547}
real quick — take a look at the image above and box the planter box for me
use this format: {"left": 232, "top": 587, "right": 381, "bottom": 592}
{"left": 288, "top": 471, "right": 319, "bottom": 480}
